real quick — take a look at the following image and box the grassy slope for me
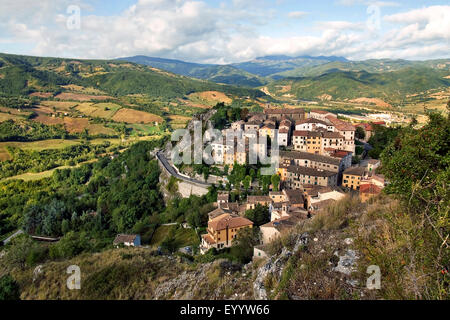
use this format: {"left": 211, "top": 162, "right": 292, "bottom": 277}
{"left": 267, "top": 67, "right": 450, "bottom": 103}
{"left": 0, "top": 53, "right": 266, "bottom": 100}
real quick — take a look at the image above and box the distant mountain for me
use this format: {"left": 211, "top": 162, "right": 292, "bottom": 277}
{"left": 118, "top": 56, "right": 267, "bottom": 87}
{"left": 231, "top": 55, "right": 348, "bottom": 78}
{"left": 119, "top": 55, "right": 350, "bottom": 86}
{"left": 0, "top": 53, "right": 266, "bottom": 100}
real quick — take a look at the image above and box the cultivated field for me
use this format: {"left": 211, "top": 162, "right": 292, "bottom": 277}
{"left": 75, "top": 102, "right": 121, "bottom": 119}
{"left": 0, "top": 112, "right": 21, "bottom": 122}
{"left": 168, "top": 115, "right": 191, "bottom": 129}
{"left": 112, "top": 108, "right": 163, "bottom": 124}
{"left": 55, "top": 92, "right": 113, "bottom": 101}
{"left": 33, "top": 113, "right": 65, "bottom": 126}
{"left": 40, "top": 101, "right": 78, "bottom": 111}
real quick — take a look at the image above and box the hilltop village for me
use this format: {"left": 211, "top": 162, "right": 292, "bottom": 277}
{"left": 187, "top": 108, "right": 386, "bottom": 257}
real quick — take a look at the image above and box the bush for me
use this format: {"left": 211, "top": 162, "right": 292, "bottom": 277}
{"left": 0, "top": 275, "right": 20, "bottom": 300}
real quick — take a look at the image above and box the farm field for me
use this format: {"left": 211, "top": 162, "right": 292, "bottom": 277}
{"left": 187, "top": 91, "right": 232, "bottom": 107}
{"left": 55, "top": 92, "right": 113, "bottom": 101}
{"left": 60, "top": 84, "right": 107, "bottom": 95}
{"left": 0, "top": 112, "right": 22, "bottom": 122}
{"left": 128, "top": 123, "right": 164, "bottom": 136}
{"left": 40, "top": 101, "right": 79, "bottom": 110}
{"left": 112, "top": 108, "right": 163, "bottom": 124}
{"left": 75, "top": 102, "right": 122, "bottom": 119}
{"left": 167, "top": 114, "right": 191, "bottom": 129}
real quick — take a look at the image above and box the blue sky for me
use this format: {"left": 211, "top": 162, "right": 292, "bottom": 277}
{"left": 0, "top": 0, "right": 449, "bottom": 63}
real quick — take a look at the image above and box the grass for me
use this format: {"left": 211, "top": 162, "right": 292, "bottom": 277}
{"left": 128, "top": 124, "right": 164, "bottom": 136}
{"left": 0, "top": 138, "right": 124, "bottom": 163}
{"left": 150, "top": 225, "right": 199, "bottom": 248}
{"left": 40, "top": 101, "right": 78, "bottom": 111}
{"left": 0, "top": 112, "right": 23, "bottom": 122}
{"left": 75, "top": 102, "right": 121, "bottom": 119}
{"left": 112, "top": 108, "right": 163, "bottom": 124}
{"left": 4, "top": 159, "right": 98, "bottom": 182}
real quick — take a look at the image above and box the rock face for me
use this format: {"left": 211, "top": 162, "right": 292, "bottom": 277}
{"left": 253, "top": 233, "right": 309, "bottom": 300}
{"left": 153, "top": 259, "right": 252, "bottom": 300}
{"left": 333, "top": 249, "right": 359, "bottom": 276}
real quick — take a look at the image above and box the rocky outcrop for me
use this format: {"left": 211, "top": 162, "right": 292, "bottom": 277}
{"left": 253, "top": 233, "right": 309, "bottom": 300}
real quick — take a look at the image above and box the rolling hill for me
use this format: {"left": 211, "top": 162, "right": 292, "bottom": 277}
{"left": 0, "top": 53, "right": 266, "bottom": 100}
{"left": 118, "top": 55, "right": 267, "bottom": 87}
{"left": 266, "top": 67, "right": 450, "bottom": 104}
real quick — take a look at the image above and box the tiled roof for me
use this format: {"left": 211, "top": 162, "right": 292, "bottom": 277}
{"left": 260, "top": 212, "right": 305, "bottom": 231}
{"left": 284, "top": 189, "right": 306, "bottom": 205}
{"left": 360, "top": 184, "right": 382, "bottom": 194}
{"left": 279, "top": 128, "right": 290, "bottom": 134}
{"left": 202, "top": 234, "right": 216, "bottom": 245}
{"left": 287, "top": 165, "right": 337, "bottom": 177}
{"left": 247, "top": 195, "right": 272, "bottom": 204}
{"left": 310, "top": 110, "right": 332, "bottom": 114}
{"left": 357, "top": 122, "right": 374, "bottom": 131}
{"left": 293, "top": 130, "right": 322, "bottom": 137}
{"left": 208, "top": 213, "right": 253, "bottom": 231}
{"left": 296, "top": 118, "right": 328, "bottom": 126}
{"left": 280, "top": 150, "right": 341, "bottom": 166}
{"left": 113, "top": 234, "right": 138, "bottom": 244}
{"left": 322, "top": 131, "right": 344, "bottom": 139}
{"left": 325, "top": 115, "right": 355, "bottom": 131}
{"left": 344, "top": 166, "right": 366, "bottom": 176}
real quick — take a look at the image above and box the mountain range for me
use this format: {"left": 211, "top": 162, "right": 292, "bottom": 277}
{"left": 119, "top": 55, "right": 450, "bottom": 89}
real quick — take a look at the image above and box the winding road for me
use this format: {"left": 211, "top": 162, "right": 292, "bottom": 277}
{"left": 156, "top": 151, "right": 213, "bottom": 187}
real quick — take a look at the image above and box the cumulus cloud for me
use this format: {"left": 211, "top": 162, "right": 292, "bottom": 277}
{"left": 0, "top": 1, "right": 448, "bottom": 63}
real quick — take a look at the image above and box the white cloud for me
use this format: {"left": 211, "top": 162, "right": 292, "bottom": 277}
{"left": 0, "top": 1, "right": 448, "bottom": 63}
{"left": 288, "top": 11, "right": 308, "bottom": 19}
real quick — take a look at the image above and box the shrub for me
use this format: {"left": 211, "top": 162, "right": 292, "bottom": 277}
{"left": 0, "top": 275, "right": 20, "bottom": 300}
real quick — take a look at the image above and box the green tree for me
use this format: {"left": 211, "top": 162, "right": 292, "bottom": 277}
{"left": 271, "top": 174, "right": 281, "bottom": 191}
{"left": 380, "top": 111, "right": 449, "bottom": 298}
{"left": 245, "top": 204, "right": 270, "bottom": 226}
{"left": 0, "top": 275, "right": 20, "bottom": 300}
{"left": 243, "top": 175, "right": 252, "bottom": 190}
{"left": 355, "top": 126, "right": 366, "bottom": 140}
{"left": 230, "top": 227, "right": 260, "bottom": 264}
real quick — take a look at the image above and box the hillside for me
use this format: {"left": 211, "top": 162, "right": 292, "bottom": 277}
{"left": 119, "top": 56, "right": 267, "bottom": 87}
{"left": 266, "top": 67, "right": 450, "bottom": 104}
{"left": 0, "top": 53, "right": 265, "bottom": 100}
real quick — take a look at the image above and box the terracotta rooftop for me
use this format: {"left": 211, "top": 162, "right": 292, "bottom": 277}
{"left": 247, "top": 195, "right": 272, "bottom": 204}
{"left": 202, "top": 234, "right": 216, "bottom": 245}
{"left": 360, "top": 184, "right": 382, "bottom": 194}
{"left": 284, "top": 189, "right": 306, "bottom": 205}
{"left": 311, "top": 110, "right": 333, "bottom": 114}
{"left": 287, "top": 165, "right": 337, "bottom": 177}
{"left": 293, "top": 130, "right": 322, "bottom": 137}
{"left": 357, "top": 122, "right": 374, "bottom": 131}
{"left": 322, "top": 131, "right": 344, "bottom": 139}
{"left": 113, "top": 234, "right": 138, "bottom": 244}
{"left": 208, "top": 213, "right": 253, "bottom": 231}
{"left": 260, "top": 212, "right": 306, "bottom": 231}
{"left": 280, "top": 150, "right": 341, "bottom": 166}
{"left": 325, "top": 115, "right": 356, "bottom": 131}
{"left": 344, "top": 166, "right": 366, "bottom": 176}
{"left": 296, "top": 118, "right": 329, "bottom": 126}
